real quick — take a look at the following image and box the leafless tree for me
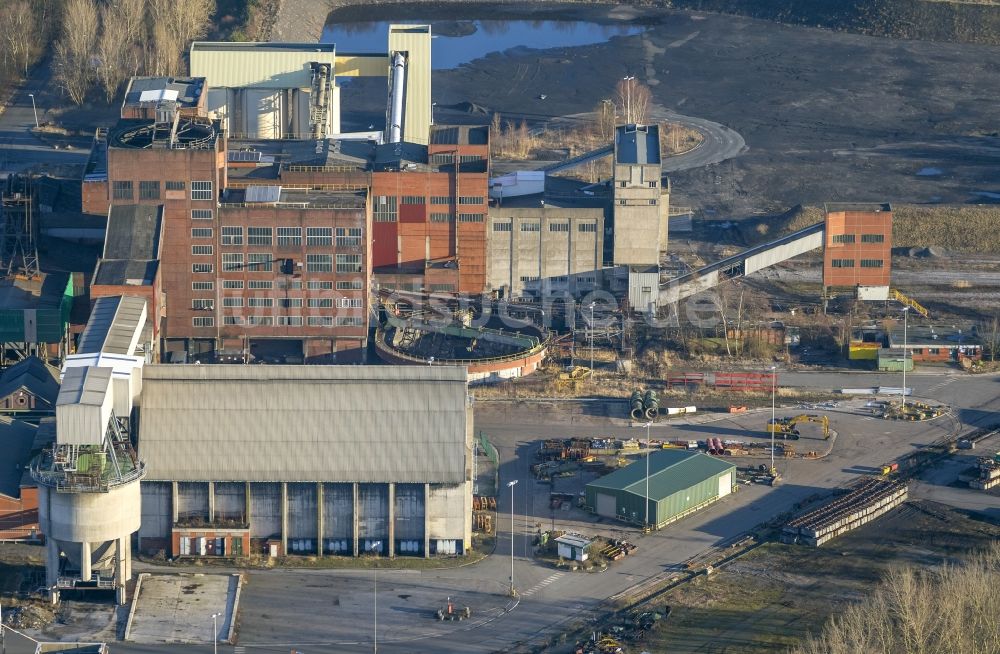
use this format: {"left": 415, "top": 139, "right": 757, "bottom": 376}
{"left": 613, "top": 77, "right": 652, "bottom": 126}
{"left": 593, "top": 98, "right": 616, "bottom": 142}
{"left": 979, "top": 313, "right": 1000, "bottom": 361}
{"left": 489, "top": 112, "right": 502, "bottom": 155}
{"left": 146, "top": 0, "right": 213, "bottom": 76}
{"left": 794, "top": 543, "right": 1000, "bottom": 654}
{"left": 0, "top": 1, "right": 38, "bottom": 77}
{"left": 54, "top": 0, "right": 99, "bottom": 105}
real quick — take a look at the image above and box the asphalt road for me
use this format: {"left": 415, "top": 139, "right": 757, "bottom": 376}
{"left": 16, "top": 370, "right": 980, "bottom": 654}
{"left": 0, "top": 62, "right": 89, "bottom": 176}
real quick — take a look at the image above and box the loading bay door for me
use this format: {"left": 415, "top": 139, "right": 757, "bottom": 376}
{"left": 596, "top": 493, "right": 617, "bottom": 518}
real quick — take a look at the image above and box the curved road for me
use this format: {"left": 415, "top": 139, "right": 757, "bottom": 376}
{"left": 655, "top": 108, "right": 747, "bottom": 173}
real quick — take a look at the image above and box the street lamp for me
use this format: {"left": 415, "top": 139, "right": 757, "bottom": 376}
{"left": 211, "top": 612, "right": 220, "bottom": 654}
{"left": 769, "top": 365, "right": 777, "bottom": 476}
{"left": 507, "top": 479, "right": 518, "bottom": 597}
{"left": 643, "top": 421, "right": 652, "bottom": 530}
{"left": 27, "top": 93, "right": 38, "bottom": 130}
{"left": 901, "top": 307, "right": 909, "bottom": 410}
{"left": 370, "top": 540, "right": 382, "bottom": 653}
{"left": 623, "top": 75, "right": 635, "bottom": 124}
{"left": 588, "top": 302, "right": 596, "bottom": 376}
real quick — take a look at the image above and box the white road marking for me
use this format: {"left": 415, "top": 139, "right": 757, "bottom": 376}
{"left": 520, "top": 572, "right": 564, "bottom": 597}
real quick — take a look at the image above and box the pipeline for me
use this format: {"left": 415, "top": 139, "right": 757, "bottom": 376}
{"left": 388, "top": 52, "right": 407, "bottom": 143}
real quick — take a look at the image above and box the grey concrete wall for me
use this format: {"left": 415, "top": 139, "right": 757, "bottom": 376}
{"left": 249, "top": 482, "right": 282, "bottom": 538}
{"left": 357, "top": 483, "right": 388, "bottom": 552}
{"left": 39, "top": 481, "right": 142, "bottom": 544}
{"left": 486, "top": 207, "right": 604, "bottom": 297}
{"left": 176, "top": 482, "right": 209, "bottom": 519}
{"left": 393, "top": 483, "right": 425, "bottom": 542}
{"left": 612, "top": 162, "right": 667, "bottom": 266}
{"left": 213, "top": 482, "right": 246, "bottom": 520}
{"left": 138, "top": 482, "right": 172, "bottom": 542}
{"left": 286, "top": 482, "right": 318, "bottom": 539}
{"left": 426, "top": 482, "right": 467, "bottom": 544}
{"left": 321, "top": 483, "right": 353, "bottom": 540}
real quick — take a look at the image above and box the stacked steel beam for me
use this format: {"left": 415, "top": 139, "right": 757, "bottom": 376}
{"left": 782, "top": 479, "right": 908, "bottom": 547}
{"left": 968, "top": 456, "right": 1000, "bottom": 490}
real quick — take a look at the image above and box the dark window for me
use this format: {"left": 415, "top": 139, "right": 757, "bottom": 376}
{"left": 112, "top": 181, "right": 133, "bottom": 200}
{"left": 861, "top": 234, "right": 885, "bottom": 243}
{"left": 832, "top": 234, "right": 855, "bottom": 244}
{"left": 831, "top": 259, "right": 855, "bottom": 268}
{"left": 165, "top": 181, "right": 185, "bottom": 191}
{"left": 860, "top": 259, "right": 884, "bottom": 268}
{"left": 139, "top": 181, "right": 160, "bottom": 200}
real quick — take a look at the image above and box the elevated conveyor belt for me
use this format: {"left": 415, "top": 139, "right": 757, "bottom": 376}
{"left": 659, "top": 221, "right": 826, "bottom": 305}
{"left": 541, "top": 144, "right": 614, "bottom": 174}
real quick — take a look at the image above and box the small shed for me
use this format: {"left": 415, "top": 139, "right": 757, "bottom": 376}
{"left": 555, "top": 534, "right": 592, "bottom": 562}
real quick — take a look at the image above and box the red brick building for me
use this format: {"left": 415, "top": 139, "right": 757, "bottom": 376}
{"left": 823, "top": 203, "right": 892, "bottom": 294}
{"left": 371, "top": 126, "right": 490, "bottom": 294}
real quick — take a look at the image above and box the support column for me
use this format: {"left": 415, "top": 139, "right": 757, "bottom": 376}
{"left": 171, "top": 481, "right": 179, "bottom": 523}
{"left": 316, "top": 482, "right": 324, "bottom": 557}
{"left": 424, "top": 483, "right": 430, "bottom": 559}
{"left": 388, "top": 483, "right": 395, "bottom": 559}
{"left": 124, "top": 535, "right": 132, "bottom": 580}
{"left": 280, "top": 482, "right": 288, "bottom": 556}
{"left": 208, "top": 481, "right": 215, "bottom": 523}
{"left": 46, "top": 536, "right": 59, "bottom": 589}
{"left": 115, "top": 538, "right": 127, "bottom": 605}
{"left": 80, "top": 541, "right": 92, "bottom": 582}
{"left": 352, "top": 482, "right": 359, "bottom": 557}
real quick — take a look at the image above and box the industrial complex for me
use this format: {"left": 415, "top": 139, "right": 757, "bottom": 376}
{"left": 0, "top": 6, "right": 997, "bottom": 654}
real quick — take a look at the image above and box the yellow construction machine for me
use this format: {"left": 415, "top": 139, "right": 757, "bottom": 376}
{"left": 766, "top": 414, "right": 830, "bottom": 440}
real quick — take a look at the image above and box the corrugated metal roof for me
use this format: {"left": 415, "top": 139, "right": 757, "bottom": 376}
{"left": 76, "top": 296, "right": 147, "bottom": 356}
{"left": 587, "top": 450, "right": 734, "bottom": 501}
{"left": 138, "top": 365, "right": 470, "bottom": 483}
{"left": 244, "top": 185, "right": 282, "bottom": 203}
{"left": 57, "top": 366, "right": 113, "bottom": 407}
{"left": 190, "top": 42, "right": 337, "bottom": 90}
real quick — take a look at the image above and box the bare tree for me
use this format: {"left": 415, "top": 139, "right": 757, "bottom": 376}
{"left": 97, "top": 6, "right": 131, "bottom": 103}
{"left": 979, "top": 313, "right": 1000, "bottom": 361}
{"left": 593, "top": 98, "right": 616, "bottom": 142}
{"left": 489, "top": 112, "right": 502, "bottom": 156}
{"left": 146, "top": 0, "right": 213, "bottom": 76}
{"left": 794, "top": 543, "right": 1000, "bottom": 654}
{"left": 0, "top": 1, "right": 37, "bottom": 77}
{"left": 54, "top": 0, "right": 100, "bottom": 105}
{"left": 613, "top": 77, "right": 652, "bottom": 125}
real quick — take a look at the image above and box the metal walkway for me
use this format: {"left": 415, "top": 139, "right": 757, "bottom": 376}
{"left": 659, "top": 221, "right": 826, "bottom": 305}
{"left": 541, "top": 144, "right": 613, "bottom": 174}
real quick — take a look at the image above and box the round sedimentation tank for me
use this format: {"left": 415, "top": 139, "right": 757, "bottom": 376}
{"left": 375, "top": 304, "right": 548, "bottom": 383}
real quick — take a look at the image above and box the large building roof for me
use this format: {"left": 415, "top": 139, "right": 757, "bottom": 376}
{"left": 94, "top": 205, "right": 162, "bottom": 287}
{"left": 588, "top": 450, "right": 734, "bottom": 501}
{"left": 76, "top": 295, "right": 147, "bottom": 356}
{"left": 615, "top": 124, "right": 661, "bottom": 165}
{"left": 137, "top": 365, "right": 470, "bottom": 484}
{"left": 0, "top": 417, "right": 36, "bottom": 498}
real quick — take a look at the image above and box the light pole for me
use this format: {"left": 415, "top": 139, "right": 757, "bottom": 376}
{"left": 507, "top": 479, "right": 518, "bottom": 597}
{"left": 27, "top": 93, "right": 38, "bottom": 130}
{"left": 2, "top": 596, "right": 6, "bottom": 654}
{"left": 623, "top": 75, "right": 635, "bottom": 124}
{"left": 643, "top": 421, "right": 652, "bottom": 530}
{"left": 901, "top": 307, "right": 909, "bottom": 410}
{"left": 370, "top": 540, "right": 381, "bottom": 652}
{"left": 769, "top": 365, "right": 777, "bottom": 476}
{"left": 588, "top": 302, "right": 596, "bottom": 375}
{"left": 211, "top": 612, "right": 220, "bottom": 654}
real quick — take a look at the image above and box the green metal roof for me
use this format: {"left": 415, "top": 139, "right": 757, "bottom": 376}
{"left": 587, "top": 450, "right": 735, "bottom": 501}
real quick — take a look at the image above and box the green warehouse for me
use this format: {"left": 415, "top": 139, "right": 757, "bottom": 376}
{"left": 585, "top": 450, "right": 736, "bottom": 529}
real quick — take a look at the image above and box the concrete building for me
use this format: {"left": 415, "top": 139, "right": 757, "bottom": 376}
{"left": 585, "top": 450, "right": 735, "bottom": 529}
{"left": 486, "top": 202, "right": 605, "bottom": 298}
{"left": 612, "top": 124, "right": 668, "bottom": 267}
{"left": 823, "top": 203, "right": 892, "bottom": 299}
{"left": 135, "top": 365, "right": 472, "bottom": 559}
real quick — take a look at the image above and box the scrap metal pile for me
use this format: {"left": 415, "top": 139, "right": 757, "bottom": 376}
{"left": 782, "top": 479, "right": 908, "bottom": 547}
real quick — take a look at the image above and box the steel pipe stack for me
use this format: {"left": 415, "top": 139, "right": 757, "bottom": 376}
{"left": 630, "top": 391, "right": 645, "bottom": 421}
{"left": 782, "top": 479, "right": 908, "bottom": 547}
{"left": 642, "top": 390, "right": 659, "bottom": 420}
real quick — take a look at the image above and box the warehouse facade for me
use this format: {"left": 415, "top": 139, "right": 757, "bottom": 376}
{"left": 136, "top": 365, "right": 473, "bottom": 559}
{"left": 585, "top": 450, "right": 735, "bottom": 529}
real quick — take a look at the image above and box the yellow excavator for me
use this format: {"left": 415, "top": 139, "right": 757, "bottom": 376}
{"left": 767, "top": 414, "right": 830, "bottom": 440}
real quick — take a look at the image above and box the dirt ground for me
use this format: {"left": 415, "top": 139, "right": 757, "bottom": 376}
{"left": 316, "top": 2, "right": 1000, "bottom": 224}
{"left": 635, "top": 499, "right": 1000, "bottom": 653}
